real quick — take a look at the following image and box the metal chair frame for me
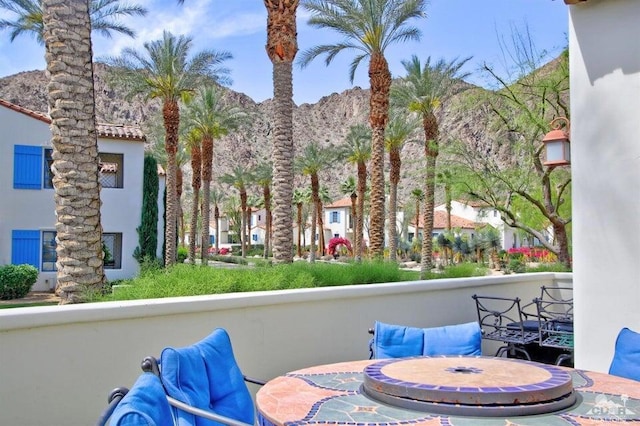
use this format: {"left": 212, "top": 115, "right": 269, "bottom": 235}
{"left": 472, "top": 294, "right": 539, "bottom": 360}
{"left": 534, "top": 298, "right": 574, "bottom": 366}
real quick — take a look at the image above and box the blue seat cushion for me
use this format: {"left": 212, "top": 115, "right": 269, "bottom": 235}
{"left": 160, "top": 328, "right": 255, "bottom": 426}
{"left": 373, "top": 321, "right": 424, "bottom": 359}
{"left": 110, "top": 372, "right": 174, "bottom": 426}
{"left": 609, "top": 327, "right": 640, "bottom": 382}
{"left": 423, "top": 321, "right": 482, "bottom": 356}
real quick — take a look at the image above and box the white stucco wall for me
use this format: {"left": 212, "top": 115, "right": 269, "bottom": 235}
{"left": 0, "top": 109, "right": 57, "bottom": 289}
{"left": 569, "top": 0, "right": 640, "bottom": 372}
{"left": 0, "top": 273, "right": 569, "bottom": 425}
{"left": 0, "top": 104, "right": 146, "bottom": 290}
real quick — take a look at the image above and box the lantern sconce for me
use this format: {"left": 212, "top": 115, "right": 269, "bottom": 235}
{"left": 542, "top": 117, "right": 571, "bottom": 167}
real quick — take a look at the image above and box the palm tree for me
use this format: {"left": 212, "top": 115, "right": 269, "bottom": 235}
{"left": 436, "top": 169, "right": 455, "bottom": 231}
{"left": 40, "top": 0, "right": 104, "bottom": 303}
{"left": 254, "top": 162, "right": 273, "bottom": 259}
{"left": 296, "top": 141, "right": 336, "bottom": 262}
{"left": 340, "top": 175, "right": 357, "bottom": 246}
{"left": 342, "top": 124, "right": 371, "bottom": 261}
{"left": 210, "top": 187, "right": 224, "bottom": 254}
{"left": 185, "top": 129, "right": 202, "bottom": 263}
{"left": 392, "top": 55, "right": 471, "bottom": 277}
{"left": 317, "top": 185, "right": 332, "bottom": 256}
{"left": 385, "top": 111, "right": 419, "bottom": 261}
{"left": 299, "top": 0, "right": 427, "bottom": 258}
{"left": 221, "top": 166, "right": 254, "bottom": 259}
{"left": 184, "top": 85, "right": 246, "bottom": 265}
{"left": 292, "top": 187, "right": 310, "bottom": 257}
{"left": 410, "top": 188, "right": 424, "bottom": 244}
{"left": 264, "top": 0, "right": 299, "bottom": 264}
{"left": 105, "top": 31, "right": 231, "bottom": 266}
{"left": 1, "top": 0, "right": 147, "bottom": 44}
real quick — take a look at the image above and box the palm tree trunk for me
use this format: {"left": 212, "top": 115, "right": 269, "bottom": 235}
{"left": 240, "top": 190, "right": 247, "bottom": 258}
{"left": 162, "top": 98, "right": 180, "bottom": 267}
{"left": 367, "top": 52, "right": 392, "bottom": 259}
{"left": 296, "top": 202, "right": 303, "bottom": 257}
{"left": 389, "top": 148, "right": 401, "bottom": 262}
{"left": 200, "top": 135, "right": 213, "bottom": 265}
{"left": 317, "top": 202, "right": 325, "bottom": 256}
{"left": 420, "top": 112, "right": 439, "bottom": 278}
{"left": 214, "top": 206, "right": 220, "bottom": 253}
{"left": 264, "top": 186, "right": 272, "bottom": 258}
{"left": 310, "top": 174, "right": 320, "bottom": 262}
{"left": 177, "top": 167, "right": 185, "bottom": 247}
{"left": 415, "top": 200, "right": 420, "bottom": 244}
{"left": 43, "top": 0, "right": 105, "bottom": 303}
{"left": 189, "top": 143, "right": 202, "bottom": 263}
{"left": 356, "top": 162, "right": 367, "bottom": 261}
{"left": 265, "top": 0, "right": 298, "bottom": 264}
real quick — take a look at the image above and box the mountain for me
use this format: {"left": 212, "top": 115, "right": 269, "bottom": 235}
{"left": 0, "top": 63, "right": 510, "bottom": 206}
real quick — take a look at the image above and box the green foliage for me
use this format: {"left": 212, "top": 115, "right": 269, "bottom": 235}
{"left": 134, "top": 155, "right": 159, "bottom": 264}
{"left": 525, "top": 263, "right": 572, "bottom": 273}
{"left": 177, "top": 246, "right": 188, "bottom": 264}
{"left": 0, "top": 264, "right": 38, "bottom": 300}
{"left": 421, "top": 263, "right": 489, "bottom": 279}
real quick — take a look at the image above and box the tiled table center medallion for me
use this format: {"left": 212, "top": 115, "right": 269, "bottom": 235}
{"left": 362, "top": 356, "right": 576, "bottom": 416}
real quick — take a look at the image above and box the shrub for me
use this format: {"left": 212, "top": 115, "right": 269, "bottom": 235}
{"left": 177, "top": 246, "right": 188, "bottom": 264}
{"left": 0, "top": 264, "right": 38, "bottom": 300}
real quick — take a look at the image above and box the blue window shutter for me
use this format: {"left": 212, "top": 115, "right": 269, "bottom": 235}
{"left": 13, "top": 145, "right": 43, "bottom": 189}
{"left": 11, "top": 230, "right": 40, "bottom": 268}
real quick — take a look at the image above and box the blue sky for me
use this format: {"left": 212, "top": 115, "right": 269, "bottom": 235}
{"left": 0, "top": 0, "right": 569, "bottom": 105}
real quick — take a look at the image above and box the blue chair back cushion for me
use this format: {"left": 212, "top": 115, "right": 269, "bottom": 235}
{"left": 609, "top": 327, "right": 640, "bottom": 382}
{"left": 423, "top": 321, "right": 482, "bottom": 356}
{"left": 373, "top": 321, "right": 482, "bottom": 359}
{"left": 110, "top": 372, "right": 174, "bottom": 426}
{"left": 160, "top": 328, "right": 255, "bottom": 426}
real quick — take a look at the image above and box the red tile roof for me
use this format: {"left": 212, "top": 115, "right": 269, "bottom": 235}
{"left": 413, "top": 211, "right": 478, "bottom": 230}
{"left": 0, "top": 98, "right": 145, "bottom": 142}
{"left": 326, "top": 197, "right": 353, "bottom": 208}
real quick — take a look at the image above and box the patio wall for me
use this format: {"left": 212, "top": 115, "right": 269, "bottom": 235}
{"left": 0, "top": 273, "right": 570, "bottom": 425}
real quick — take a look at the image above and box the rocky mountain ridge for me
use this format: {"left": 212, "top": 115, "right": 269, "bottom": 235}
{"left": 0, "top": 63, "right": 509, "bottom": 205}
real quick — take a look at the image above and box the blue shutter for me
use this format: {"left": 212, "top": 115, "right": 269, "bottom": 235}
{"left": 13, "top": 145, "right": 43, "bottom": 189}
{"left": 11, "top": 230, "right": 40, "bottom": 268}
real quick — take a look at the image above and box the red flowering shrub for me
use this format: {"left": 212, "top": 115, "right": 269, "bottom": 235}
{"left": 328, "top": 237, "right": 353, "bottom": 256}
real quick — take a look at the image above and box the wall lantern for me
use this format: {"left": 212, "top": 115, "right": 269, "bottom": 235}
{"left": 542, "top": 117, "right": 571, "bottom": 166}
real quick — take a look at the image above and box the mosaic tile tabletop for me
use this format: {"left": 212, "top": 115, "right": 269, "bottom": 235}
{"left": 256, "top": 358, "right": 640, "bottom": 426}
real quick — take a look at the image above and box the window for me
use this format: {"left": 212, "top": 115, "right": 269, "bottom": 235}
{"left": 103, "top": 233, "right": 123, "bottom": 269}
{"left": 41, "top": 231, "right": 57, "bottom": 271}
{"left": 99, "top": 153, "right": 124, "bottom": 188}
{"left": 252, "top": 234, "right": 258, "bottom": 242}
{"left": 334, "top": 234, "right": 339, "bottom": 238}
{"left": 330, "top": 211, "right": 340, "bottom": 224}
{"left": 43, "top": 148, "right": 54, "bottom": 188}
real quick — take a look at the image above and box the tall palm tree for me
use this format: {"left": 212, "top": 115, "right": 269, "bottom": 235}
{"left": 184, "top": 86, "right": 245, "bottom": 264}
{"left": 340, "top": 175, "right": 357, "bottom": 246}
{"left": 342, "top": 124, "right": 371, "bottom": 261}
{"left": 392, "top": 55, "right": 471, "bottom": 277}
{"left": 210, "top": 187, "right": 224, "bottom": 254}
{"left": 254, "top": 162, "right": 273, "bottom": 259}
{"left": 221, "top": 166, "right": 254, "bottom": 259}
{"left": 296, "top": 141, "right": 336, "bottom": 262}
{"left": 292, "top": 187, "right": 310, "bottom": 257}
{"left": 1, "top": 0, "right": 147, "bottom": 44}
{"left": 105, "top": 31, "right": 231, "bottom": 266}
{"left": 436, "top": 169, "right": 454, "bottom": 231}
{"left": 41, "top": 0, "right": 104, "bottom": 303}
{"left": 264, "top": 0, "right": 299, "bottom": 264}
{"left": 185, "top": 130, "right": 201, "bottom": 263}
{"left": 385, "top": 111, "right": 418, "bottom": 261}
{"left": 316, "top": 185, "right": 332, "bottom": 256}
{"left": 300, "top": 0, "right": 426, "bottom": 258}
{"left": 410, "top": 188, "right": 424, "bottom": 243}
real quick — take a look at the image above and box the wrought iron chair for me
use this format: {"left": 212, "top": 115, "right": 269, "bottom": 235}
{"left": 534, "top": 298, "right": 574, "bottom": 366}
{"left": 472, "top": 295, "right": 539, "bottom": 360}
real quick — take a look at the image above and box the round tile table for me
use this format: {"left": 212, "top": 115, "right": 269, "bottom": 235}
{"left": 256, "top": 356, "right": 640, "bottom": 426}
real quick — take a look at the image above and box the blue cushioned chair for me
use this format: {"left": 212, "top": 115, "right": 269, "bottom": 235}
{"left": 609, "top": 327, "right": 640, "bottom": 382}
{"left": 370, "top": 321, "right": 481, "bottom": 359}
{"left": 107, "top": 372, "right": 174, "bottom": 426}
{"left": 158, "top": 328, "right": 260, "bottom": 426}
